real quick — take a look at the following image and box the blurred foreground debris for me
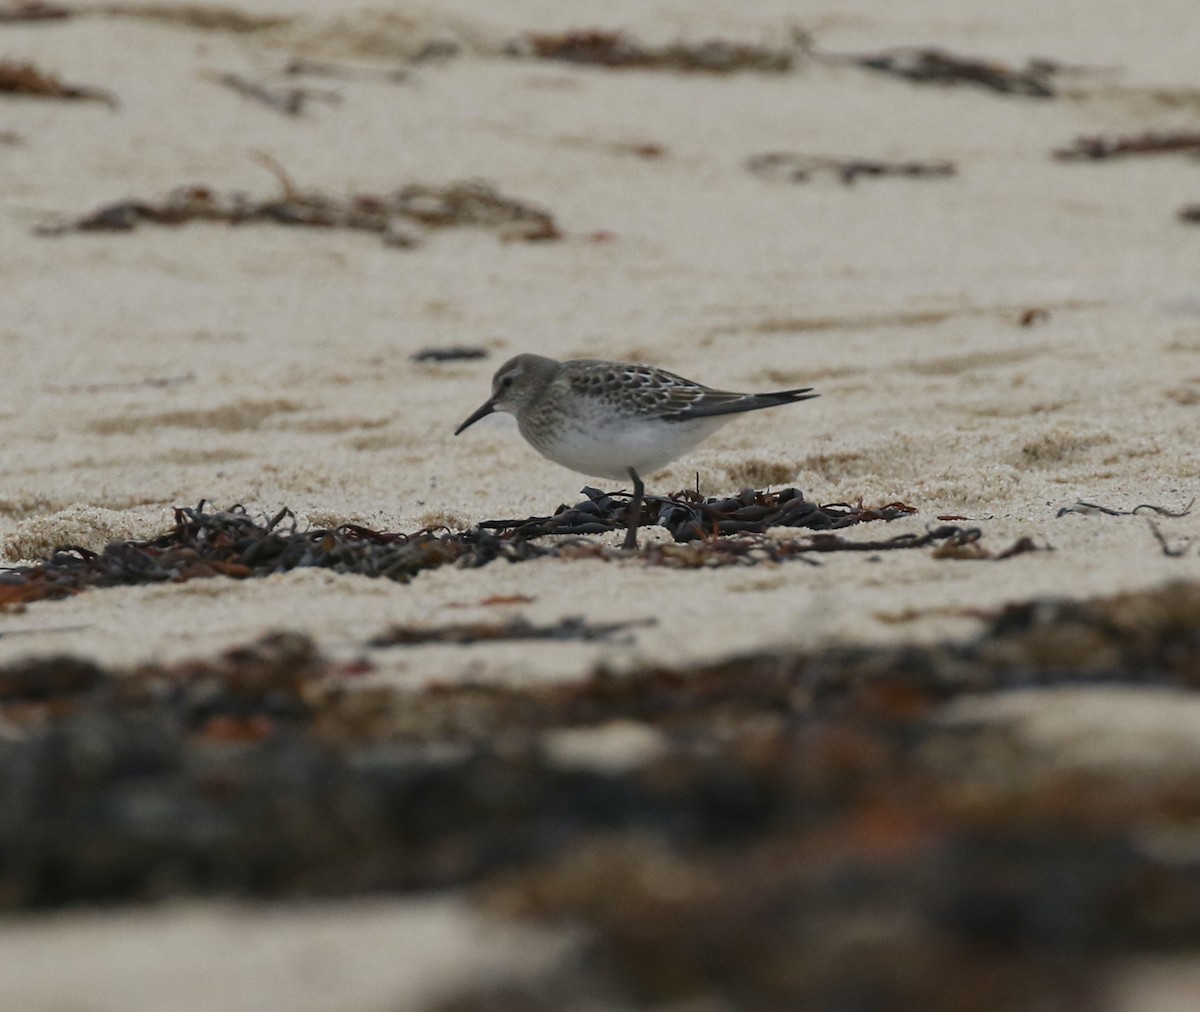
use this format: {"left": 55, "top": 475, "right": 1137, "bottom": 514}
{"left": 369, "top": 615, "right": 654, "bottom": 647}
{"left": 3, "top": 582, "right": 1200, "bottom": 1012}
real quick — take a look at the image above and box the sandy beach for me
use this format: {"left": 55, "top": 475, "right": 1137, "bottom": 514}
{"left": 2, "top": 0, "right": 1200, "bottom": 1008}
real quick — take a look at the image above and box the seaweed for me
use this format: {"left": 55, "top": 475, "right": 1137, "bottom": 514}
{"left": 0, "top": 1, "right": 71, "bottom": 22}
{"left": 822, "top": 44, "right": 1059, "bottom": 97}
{"left": 748, "top": 152, "right": 956, "bottom": 185}
{"left": 96, "top": 3, "right": 289, "bottom": 31}
{"left": 1056, "top": 498, "right": 1193, "bottom": 518}
{"left": 476, "top": 486, "right": 917, "bottom": 542}
{"left": 282, "top": 57, "right": 408, "bottom": 84}
{"left": 932, "top": 532, "right": 1047, "bottom": 560}
{"left": 369, "top": 616, "right": 654, "bottom": 647}
{"left": 1054, "top": 131, "right": 1200, "bottom": 160}
{"left": 202, "top": 70, "right": 340, "bottom": 116}
{"left": 0, "top": 503, "right": 527, "bottom": 606}
{"left": 1148, "top": 520, "right": 1193, "bottom": 558}
{"left": 0, "top": 491, "right": 1026, "bottom": 606}
{"left": 410, "top": 346, "right": 490, "bottom": 363}
{"left": 35, "top": 161, "right": 561, "bottom": 246}
{"left": 0, "top": 59, "right": 116, "bottom": 106}
{"left": 505, "top": 29, "right": 797, "bottom": 74}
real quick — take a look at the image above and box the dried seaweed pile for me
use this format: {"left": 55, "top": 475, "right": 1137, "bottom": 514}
{"left": 3, "top": 583, "right": 1200, "bottom": 1012}
{"left": 479, "top": 484, "right": 918, "bottom": 541}
{"left": 0, "top": 504, "right": 537, "bottom": 606}
{"left": 0, "top": 493, "right": 1035, "bottom": 606}
{"left": 36, "top": 177, "right": 561, "bottom": 246}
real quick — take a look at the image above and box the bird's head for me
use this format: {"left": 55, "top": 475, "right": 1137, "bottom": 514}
{"left": 454, "top": 354, "right": 556, "bottom": 434}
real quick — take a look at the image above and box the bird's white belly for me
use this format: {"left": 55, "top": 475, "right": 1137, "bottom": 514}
{"left": 523, "top": 414, "right": 731, "bottom": 480}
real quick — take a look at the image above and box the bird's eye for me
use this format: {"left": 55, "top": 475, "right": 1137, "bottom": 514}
{"left": 500, "top": 376, "right": 514, "bottom": 389}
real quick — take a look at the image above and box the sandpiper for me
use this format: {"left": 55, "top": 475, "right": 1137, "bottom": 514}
{"left": 454, "top": 353, "right": 818, "bottom": 549}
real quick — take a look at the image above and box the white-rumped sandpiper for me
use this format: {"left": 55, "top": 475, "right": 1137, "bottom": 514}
{"left": 454, "top": 353, "right": 818, "bottom": 548}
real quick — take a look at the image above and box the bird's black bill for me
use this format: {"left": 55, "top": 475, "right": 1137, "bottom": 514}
{"left": 454, "top": 399, "right": 496, "bottom": 435}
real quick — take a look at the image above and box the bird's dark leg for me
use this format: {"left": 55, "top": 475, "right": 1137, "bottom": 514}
{"left": 623, "top": 467, "right": 644, "bottom": 551}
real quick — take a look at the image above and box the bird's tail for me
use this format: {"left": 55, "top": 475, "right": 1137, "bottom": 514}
{"left": 666, "top": 387, "right": 818, "bottom": 420}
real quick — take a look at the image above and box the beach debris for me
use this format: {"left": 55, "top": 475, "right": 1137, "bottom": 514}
{"left": 34, "top": 160, "right": 562, "bottom": 246}
{"left": 1056, "top": 498, "right": 1194, "bottom": 518}
{"left": 0, "top": 491, "right": 1016, "bottom": 606}
{"left": 0, "top": 59, "right": 117, "bottom": 106}
{"left": 411, "top": 37, "right": 461, "bottom": 63}
{"left": 202, "top": 70, "right": 340, "bottom": 116}
{"left": 0, "top": 1, "right": 70, "bottom": 21}
{"left": 1179, "top": 204, "right": 1200, "bottom": 224}
{"left": 96, "top": 3, "right": 290, "bottom": 31}
{"left": 282, "top": 57, "right": 408, "bottom": 84}
{"left": 1148, "top": 520, "right": 1193, "bottom": 557}
{"left": 615, "top": 140, "right": 666, "bottom": 158}
{"left": 4, "top": 580, "right": 1200, "bottom": 1012}
{"left": 369, "top": 615, "right": 654, "bottom": 648}
{"left": 830, "top": 45, "right": 1059, "bottom": 97}
{"left": 2, "top": 3, "right": 293, "bottom": 30}
{"left": 0, "top": 630, "right": 323, "bottom": 731}
{"left": 474, "top": 485, "right": 917, "bottom": 542}
{"left": 1018, "top": 307, "right": 1051, "bottom": 326}
{"left": 0, "top": 503, "right": 498, "bottom": 606}
{"left": 0, "top": 653, "right": 103, "bottom": 700}
{"left": 410, "top": 346, "right": 490, "bottom": 363}
{"left": 505, "top": 28, "right": 797, "bottom": 74}
{"left": 392, "top": 181, "right": 561, "bottom": 239}
{"left": 1054, "top": 130, "right": 1200, "bottom": 161}
{"left": 554, "top": 135, "right": 668, "bottom": 162}
{"left": 42, "top": 371, "right": 195, "bottom": 394}
{"left": 747, "top": 151, "right": 956, "bottom": 185}
{"left": 0, "top": 129, "right": 22, "bottom": 145}
{"left": 932, "top": 531, "right": 1047, "bottom": 560}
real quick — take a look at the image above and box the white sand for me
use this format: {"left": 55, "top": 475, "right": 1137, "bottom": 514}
{"left": 2, "top": 0, "right": 1200, "bottom": 1004}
